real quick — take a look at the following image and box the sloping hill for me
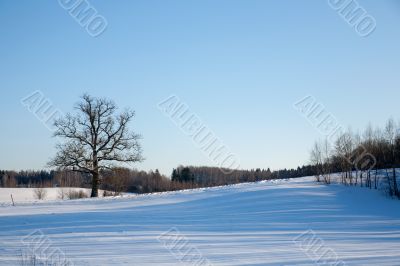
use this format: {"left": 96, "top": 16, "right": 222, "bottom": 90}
{"left": 1, "top": 177, "right": 400, "bottom": 265}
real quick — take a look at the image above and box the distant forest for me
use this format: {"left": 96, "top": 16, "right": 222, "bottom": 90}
{"left": 0, "top": 165, "right": 319, "bottom": 194}
{"left": 2, "top": 119, "right": 400, "bottom": 197}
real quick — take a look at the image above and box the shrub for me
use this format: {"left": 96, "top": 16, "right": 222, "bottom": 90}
{"left": 66, "top": 189, "right": 88, "bottom": 200}
{"left": 57, "top": 188, "right": 67, "bottom": 200}
{"left": 33, "top": 187, "right": 47, "bottom": 200}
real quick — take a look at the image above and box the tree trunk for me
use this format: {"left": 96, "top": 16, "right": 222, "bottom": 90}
{"left": 91, "top": 149, "right": 99, "bottom": 197}
{"left": 386, "top": 169, "right": 393, "bottom": 196}
{"left": 393, "top": 167, "right": 399, "bottom": 198}
{"left": 91, "top": 171, "right": 100, "bottom": 197}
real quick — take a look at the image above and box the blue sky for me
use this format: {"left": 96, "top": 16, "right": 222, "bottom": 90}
{"left": 1, "top": 0, "right": 400, "bottom": 175}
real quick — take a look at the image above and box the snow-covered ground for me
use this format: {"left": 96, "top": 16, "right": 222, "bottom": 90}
{"left": 1, "top": 176, "right": 400, "bottom": 265}
{"left": 0, "top": 187, "right": 108, "bottom": 205}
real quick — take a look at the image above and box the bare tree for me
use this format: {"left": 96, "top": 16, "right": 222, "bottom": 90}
{"left": 1, "top": 173, "right": 17, "bottom": 188}
{"left": 310, "top": 141, "right": 323, "bottom": 182}
{"left": 353, "top": 132, "right": 362, "bottom": 186}
{"left": 335, "top": 130, "right": 354, "bottom": 185}
{"left": 48, "top": 94, "right": 143, "bottom": 197}
{"left": 362, "top": 124, "right": 375, "bottom": 188}
{"left": 321, "top": 139, "right": 332, "bottom": 184}
{"left": 384, "top": 118, "right": 399, "bottom": 197}
{"left": 310, "top": 139, "right": 332, "bottom": 184}
{"left": 103, "top": 167, "right": 131, "bottom": 195}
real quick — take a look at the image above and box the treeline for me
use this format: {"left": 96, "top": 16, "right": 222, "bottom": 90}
{"left": 0, "top": 170, "right": 57, "bottom": 188}
{"left": 6, "top": 117, "right": 400, "bottom": 199}
{"left": 0, "top": 164, "right": 320, "bottom": 194}
{"left": 0, "top": 169, "right": 170, "bottom": 193}
{"left": 171, "top": 165, "right": 318, "bottom": 187}
{"left": 310, "top": 118, "right": 400, "bottom": 198}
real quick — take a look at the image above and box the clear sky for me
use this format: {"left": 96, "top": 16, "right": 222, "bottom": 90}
{"left": 1, "top": 0, "right": 400, "bottom": 176}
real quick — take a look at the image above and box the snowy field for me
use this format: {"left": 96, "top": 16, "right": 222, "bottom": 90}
{"left": 0, "top": 188, "right": 109, "bottom": 205}
{"left": 1, "top": 177, "right": 400, "bottom": 265}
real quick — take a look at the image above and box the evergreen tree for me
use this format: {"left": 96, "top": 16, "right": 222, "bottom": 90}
{"left": 171, "top": 168, "right": 180, "bottom": 182}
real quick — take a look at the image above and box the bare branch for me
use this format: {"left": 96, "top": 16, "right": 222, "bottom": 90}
{"left": 48, "top": 94, "right": 143, "bottom": 197}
